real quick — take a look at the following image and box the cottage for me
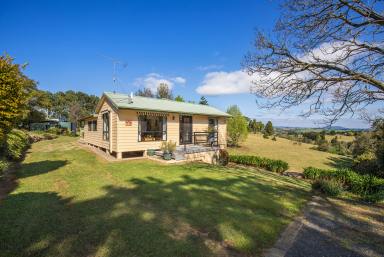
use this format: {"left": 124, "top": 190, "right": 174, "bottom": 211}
{"left": 80, "top": 92, "right": 230, "bottom": 160}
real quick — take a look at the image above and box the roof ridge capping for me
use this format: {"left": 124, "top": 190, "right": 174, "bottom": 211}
{"left": 102, "top": 91, "right": 230, "bottom": 117}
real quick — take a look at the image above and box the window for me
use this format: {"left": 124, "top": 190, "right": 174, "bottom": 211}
{"left": 138, "top": 115, "right": 167, "bottom": 142}
{"left": 102, "top": 113, "right": 109, "bottom": 141}
{"left": 208, "top": 118, "right": 218, "bottom": 132}
{"left": 88, "top": 120, "right": 97, "bottom": 131}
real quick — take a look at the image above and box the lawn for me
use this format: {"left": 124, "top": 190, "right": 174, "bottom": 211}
{"left": 0, "top": 136, "right": 311, "bottom": 257}
{"left": 229, "top": 133, "right": 350, "bottom": 172}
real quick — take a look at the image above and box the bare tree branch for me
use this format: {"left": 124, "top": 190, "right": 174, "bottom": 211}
{"left": 244, "top": 0, "right": 384, "bottom": 124}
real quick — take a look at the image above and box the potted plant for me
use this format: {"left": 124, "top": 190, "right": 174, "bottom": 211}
{"left": 147, "top": 149, "right": 156, "bottom": 156}
{"left": 160, "top": 141, "right": 176, "bottom": 160}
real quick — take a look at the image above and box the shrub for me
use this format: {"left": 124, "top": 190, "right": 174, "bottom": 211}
{"left": 312, "top": 178, "right": 343, "bottom": 196}
{"left": 353, "top": 152, "right": 382, "bottom": 177}
{"left": 47, "top": 127, "right": 63, "bottom": 135}
{"left": 229, "top": 154, "right": 289, "bottom": 173}
{"left": 263, "top": 134, "right": 269, "bottom": 139}
{"left": 272, "top": 136, "right": 277, "bottom": 141}
{"left": 0, "top": 158, "right": 10, "bottom": 175}
{"left": 219, "top": 149, "right": 229, "bottom": 166}
{"left": 5, "top": 130, "right": 30, "bottom": 160}
{"left": 160, "top": 141, "right": 176, "bottom": 153}
{"left": 43, "top": 133, "right": 58, "bottom": 140}
{"left": 304, "top": 166, "right": 384, "bottom": 202}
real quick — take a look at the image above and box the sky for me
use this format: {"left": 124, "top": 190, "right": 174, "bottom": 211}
{"left": 0, "top": 0, "right": 378, "bottom": 128}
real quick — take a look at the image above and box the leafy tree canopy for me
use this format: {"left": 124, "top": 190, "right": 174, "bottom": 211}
{"left": 156, "top": 83, "right": 173, "bottom": 100}
{"left": 135, "top": 87, "right": 154, "bottom": 98}
{"left": 226, "top": 105, "right": 248, "bottom": 146}
{"left": 174, "top": 95, "right": 185, "bottom": 102}
{"left": 0, "top": 54, "right": 36, "bottom": 142}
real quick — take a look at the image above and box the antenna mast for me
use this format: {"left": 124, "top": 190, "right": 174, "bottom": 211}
{"left": 99, "top": 54, "right": 128, "bottom": 92}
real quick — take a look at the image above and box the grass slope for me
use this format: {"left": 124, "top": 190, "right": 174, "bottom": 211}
{"left": 0, "top": 137, "right": 311, "bottom": 257}
{"left": 229, "top": 134, "right": 349, "bottom": 172}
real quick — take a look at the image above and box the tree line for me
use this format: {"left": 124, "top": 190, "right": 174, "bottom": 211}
{"left": 135, "top": 83, "right": 209, "bottom": 105}
{"left": 0, "top": 55, "right": 99, "bottom": 144}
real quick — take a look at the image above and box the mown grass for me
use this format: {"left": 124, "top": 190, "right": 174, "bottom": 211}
{"left": 229, "top": 133, "right": 350, "bottom": 172}
{"left": 0, "top": 136, "right": 311, "bottom": 257}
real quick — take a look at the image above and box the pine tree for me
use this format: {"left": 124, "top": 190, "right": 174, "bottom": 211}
{"left": 199, "top": 96, "right": 208, "bottom": 105}
{"left": 264, "top": 121, "right": 274, "bottom": 136}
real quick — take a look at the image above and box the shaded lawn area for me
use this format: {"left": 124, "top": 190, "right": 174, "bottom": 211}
{"left": 0, "top": 137, "right": 311, "bottom": 257}
{"left": 229, "top": 133, "right": 352, "bottom": 172}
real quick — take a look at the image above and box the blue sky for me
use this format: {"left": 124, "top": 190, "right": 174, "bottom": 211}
{"left": 0, "top": 0, "right": 376, "bottom": 128}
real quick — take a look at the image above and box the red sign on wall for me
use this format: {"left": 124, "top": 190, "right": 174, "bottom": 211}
{"left": 125, "top": 121, "right": 132, "bottom": 126}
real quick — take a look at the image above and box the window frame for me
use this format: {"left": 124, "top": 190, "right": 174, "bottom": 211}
{"left": 88, "top": 120, "right": 97, "bottom": 131}
{"left": 138, "top": 115, "right": 167, "bottom": 142}
{"left": 102, "top": 113, "right": 109, "bottom": 141}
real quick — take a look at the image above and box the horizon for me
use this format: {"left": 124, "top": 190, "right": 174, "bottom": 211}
{"left": 1, "top": 0, "right": 379, "bottom": 129}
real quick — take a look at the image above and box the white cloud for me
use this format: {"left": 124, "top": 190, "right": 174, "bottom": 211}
{"left": 196, "top": 41, "right": 368, "bottom": 96}
{"left": 299, "top": 41, "right": 359, "bottom": 64}
{"left": 172, "top": 76, "right": 186, "bottom": 84}
{"left": 196, "top": 70, "right": 254, "bottom": 95}
{"left": 134, "top": 73, "right": 186, "bottom": 92}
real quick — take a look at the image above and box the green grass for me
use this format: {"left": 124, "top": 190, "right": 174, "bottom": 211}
{"left": 229, "top": 133, "right": 351, "bottom": 172}
{"left": 325, "top": 134, "right": 355, "bottom": 142}
{"left": 0, "top": 136, "right": 311, "bottom": 257}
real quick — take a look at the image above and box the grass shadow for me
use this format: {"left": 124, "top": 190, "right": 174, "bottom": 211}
{"left": 325, "top": 156, "right": 353, "bottom": 169}
{"left": 17, "top": 160, "right": 69, "bottom": 178}
{"left": 0, "top": 166, "right": 310, "bottom": 257}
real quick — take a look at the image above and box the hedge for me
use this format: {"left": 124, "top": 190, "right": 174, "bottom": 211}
{"left": 303, "top": 167, "right": 384, "bottom": 202}
{"left": 229, "top": 154, "right": 289, "bottom": 173}
{"left": 5, "top": 130, "right": 31, "bottom": 161}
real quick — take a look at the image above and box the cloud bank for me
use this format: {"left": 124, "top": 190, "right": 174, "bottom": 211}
{"left": 196, "top": 70, "right": 253, "bottom": 95}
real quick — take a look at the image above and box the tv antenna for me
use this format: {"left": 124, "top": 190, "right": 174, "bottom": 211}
{"left": 99, "top": 54, "right": 128, "bottom": 90}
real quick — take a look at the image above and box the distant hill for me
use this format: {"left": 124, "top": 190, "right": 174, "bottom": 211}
{"left": 275, "top": 126, "right": 368, "bottom": 132}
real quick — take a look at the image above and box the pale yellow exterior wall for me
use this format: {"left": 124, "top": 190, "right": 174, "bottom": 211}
{"left": 116, "top": 110, "right": 180, "bottom": 152}
{"left": 82, "top": 99, "right": 228, "bottom": 155}
{"left": 83, "top": 100, "right": 117, "bottom": 152}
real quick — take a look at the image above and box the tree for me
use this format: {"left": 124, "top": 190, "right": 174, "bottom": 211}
{"left": 0, "top": 55, "right": 36, "bottom": 142}
{"left": 45, "top": 90, "right": 98, "bottom": 122}
{"left": 226, "top": 105, "right": 248, "bottom": 146}
{"left": 244, "top": 0, "right": 384, "bottom": 124}
{"left": 264, "top": 121, "right": 274, "bottom": 136}
{"left": 199, "top": 96, "right": 208, "bottom": 105}
{"left": 22, "top": 89, "right": 52, "bottom": 125}
{"left": 248, "top": 119, "right": 265, "bottom": 133}
{"left": 135, "top": 87, "right": 154, "bottom": 98}
{"left": 156, "top": 83, "right": 173, "bottom": 99}
{"left": 174, "top": 95, "right": 185, "bottom": 102}
{"left": 255, "top": 121, "right": 264, "bottom": 133}
{"left": 226, "top": 105, "right": 242, "bottom": 117}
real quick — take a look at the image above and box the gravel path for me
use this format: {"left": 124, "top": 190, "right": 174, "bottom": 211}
{"left": 264, "top": 195, "right": 384, "bottom": 257}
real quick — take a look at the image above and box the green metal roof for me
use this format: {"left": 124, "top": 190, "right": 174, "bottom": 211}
{"left": 103, "top": 92, "right": 230, "bottom": 117}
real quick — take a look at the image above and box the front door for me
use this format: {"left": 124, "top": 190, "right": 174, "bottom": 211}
{"left": 180, "top": 115, "right": 192, "bottom": 144}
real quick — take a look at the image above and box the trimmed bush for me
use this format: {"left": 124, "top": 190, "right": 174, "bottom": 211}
{"left": 5, "top": 130, "right": 30, "bottom": 161}
{"left": 229, "top": 154, "right": 289, "bottom": 173}
{"left": 304, "top": 166, "right": 384, "bottom": 203}
{"left": 312, "top": 178, "right": 343, "bottom": 196}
